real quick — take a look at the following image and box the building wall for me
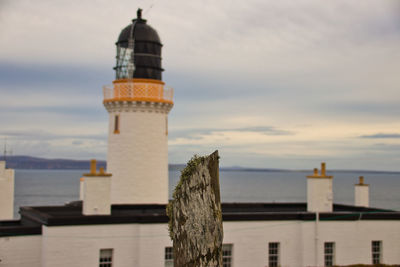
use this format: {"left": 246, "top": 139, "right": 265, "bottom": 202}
{"left": 317, "top": 220, "right": 400, "bottom": 265}
{"left": 0, "top": 235, "right": 41, "bottom": 267}
{"left": 301, "top": 220, "right": 400, "bottom": 267}
{"left": 107, "top": 105, "right": 170, "bottom": 204}
{"left": 224, "top": 221, "right": 304, "bottom": 267}
{"left": 224, "top": 220, "right": 400, "bottom": 267}
{"left": 42, "top": 224, "right": 140, "bottom": 267}
{"left": 41, "top": 223, "right": 172, "bottom": 267}
{"left": 137, "top": 224, "right": 173, "bottom": 267}
{"left": 0, "top": 161, "right": 14, "bottom": 220}
{"left": 2, "top": 219, "right": 399, "bottom": 267}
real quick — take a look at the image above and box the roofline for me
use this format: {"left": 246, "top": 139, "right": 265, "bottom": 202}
{"left": 2, "top": 202, "right": 399, "bottom": 237}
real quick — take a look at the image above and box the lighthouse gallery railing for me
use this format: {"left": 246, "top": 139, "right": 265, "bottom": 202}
{"left": 103, "top": 80, "right": 173, "bottom": 104}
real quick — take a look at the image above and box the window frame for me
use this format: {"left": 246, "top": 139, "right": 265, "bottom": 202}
{"left": 165, "top": 246, "right": 174, "bottom": 267}
{"left": 372, "top": 240, "right": 382, "bottom": 264}
{"left": 324, "top": 242, "right": 335, "bottom": 267}
{"left": 114, "top": 114, "right": 120, "bottom": 134}
{"left": 222, "top": 243, "right": 233, "bottom": 267}
{"left": 165, "top": 117, "right": 168, "bottom": 136}
{"left": 268, "top": 242, "right": 280, "bottom": 267}
{"left": 99, "top": 248, "right": 113, "bottom": 267}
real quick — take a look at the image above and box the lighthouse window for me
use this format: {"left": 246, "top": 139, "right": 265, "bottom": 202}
{"left": 165, "top": 117, "right": 168, "bottom": 136}
{"left": 115, "top": 46, "right": 134, "bottom": 79}
{"left": 114, "top": 115, "right": 120, "bottom": 134}
{"left": 99, "top": 249, "right": 113, "bottom": 267}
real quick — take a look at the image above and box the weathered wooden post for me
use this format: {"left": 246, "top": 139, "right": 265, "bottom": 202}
{"left": 167, "top": 150, "right": 223, "bottom": 267}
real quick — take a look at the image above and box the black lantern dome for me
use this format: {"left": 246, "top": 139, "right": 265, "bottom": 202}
{"left": 114, "top": 9, "right": 163, "bottom": 80}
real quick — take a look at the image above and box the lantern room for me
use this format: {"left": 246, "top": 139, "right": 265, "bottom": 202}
{"left": 114, "top": 8, "right": 163, "bottom": 81}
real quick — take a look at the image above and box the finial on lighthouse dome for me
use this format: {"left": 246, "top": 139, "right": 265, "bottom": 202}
{"left": 114, "top": 8, "right": 163, "bottom": 81}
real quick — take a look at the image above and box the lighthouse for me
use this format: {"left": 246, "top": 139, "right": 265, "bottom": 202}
{"left": 103, "top": 9, "right": 173, "bottom": 204}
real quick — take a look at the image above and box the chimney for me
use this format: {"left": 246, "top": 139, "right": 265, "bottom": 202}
{"left": 307, "top": 162, "right": 333, "bottom": 212}
{"left": 0, "top": 161, "right": 14, "bottom": 220}
{"left": 354, "top": 176, "right": 369, "bottom": 207}
{"left": 82, "top": 159, "right": 112, "bottom": 216}
{"left": 79, "top": 177, "right": 85, "bottom": 201}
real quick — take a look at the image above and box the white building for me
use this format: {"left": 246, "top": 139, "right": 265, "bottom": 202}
{"left": 1, "top": 9, "right": 400, "bottom": 267}
{"left": 0, "top": 161, "right": 14, "bottom": 221}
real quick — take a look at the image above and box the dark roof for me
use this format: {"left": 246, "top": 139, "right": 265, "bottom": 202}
{"left": 0, "top": 219, "right": 41, "bottom": 237}
{"left": 1, "top": 202, "right": 399, "bottom": 237}
{"left": 117, "top": 20, "right": 161, "bottom": 45}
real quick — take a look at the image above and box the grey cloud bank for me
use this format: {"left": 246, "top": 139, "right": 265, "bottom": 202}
{"left": 361, "top": 134, "right": 400, "bottom": 139}
{"left": 169, "top": 126, "right": 293, "bottom": 140}
{"left": 0, "top": 0, "right": 399, "bottom": 170}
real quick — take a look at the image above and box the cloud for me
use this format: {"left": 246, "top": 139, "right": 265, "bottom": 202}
{"left": 0, "top": 62, "right": 112, "bottom": 89}
{"left": 169, "top": 126, "right": 293, "bottom": 140}
{"left": 370, "top": 143, "right": 400, "bottom": 152}
{"left": 360, "top": 134, "right": 400, "bottom": 139}
{"left": 72, "top": 140, "right": 83, "bottom": 145}
{"left": 168, "top": 137, "right": 400, "bottom": 171}
{"left": 230, "top": 126, "right": 292, "bottom": 135}
{"left": 0, "top": 130, "right": 106, "bottom": 141}
{"left": 0, "top": 0, "right": 399, "bottom": 170}
{"left": 0, "top": 130, "right": 107, "bottom": 160}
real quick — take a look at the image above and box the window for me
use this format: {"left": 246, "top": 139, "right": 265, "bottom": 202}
{"left": 222, "top": 244, "right": 233, "bottom": 267}
{"left": 165, "top": 244, "right": 232, "bottom": 267}
{"left": 165, "top": 117, "right": 168, "bottom": 135}
{"left": 324, "top": 242, "right": 335, "bottom": 267}
{"left": 165, "top": 247, "right": 173, "bottom": 267}
{"left": 99, "top": 249, "right": 113, "bottom": 267}
{"left": 114, "top": 115, "right": 120, "bottom": 134}
{"left": 372, "top": 241, "right": 382, "bottom": 264}
{"left": 268, "top": 242, "right": 280, "bottom": 267}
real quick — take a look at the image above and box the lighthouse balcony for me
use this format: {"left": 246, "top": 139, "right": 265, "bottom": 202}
{"left": 103, "top": 79, "right": 173, "bottom": 104}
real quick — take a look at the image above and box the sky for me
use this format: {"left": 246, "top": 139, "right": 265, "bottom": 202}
{"left": 0, "top": 0, "right": 400, "bottom": 171}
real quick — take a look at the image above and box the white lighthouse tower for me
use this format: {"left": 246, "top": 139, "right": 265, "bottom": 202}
{"left": 103, "top": 9, "right": 173, "bottom": 204}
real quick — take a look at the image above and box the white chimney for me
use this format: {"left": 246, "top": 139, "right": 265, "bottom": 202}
{"left": 79, "top": 177, "right": 85, "bottom": 201}
{"left": 307, "top": 162, "right": 333, "bottom": 212}
{"left": 355, "top": 176, "right": 369, "bottom": 207}
{"left": 0, "top": 161, "right": 14, "bottom": 220}
{"left": 82, "top": 160, "right": 112, "bottom": 216}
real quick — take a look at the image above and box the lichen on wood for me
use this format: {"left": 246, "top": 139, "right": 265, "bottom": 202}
{"left": 166, "top": 150, "right": 223, "bottom": 267}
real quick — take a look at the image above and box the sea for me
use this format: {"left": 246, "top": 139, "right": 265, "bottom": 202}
{"left": 13, "top": 169, "right": 400, "bottom": 219}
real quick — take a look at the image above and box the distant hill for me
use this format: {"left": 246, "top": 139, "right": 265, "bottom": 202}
{"left": 2, "top": 156, "right": 398, "bottom": 173}
{"left": 2, "top": 156, "right": 186, "bottom": 171}
{"left": 3, "top": 156, "right": 284, "bottom": 172}
{"left": 3, "top": 156, "right": 107, "bottom": 170}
